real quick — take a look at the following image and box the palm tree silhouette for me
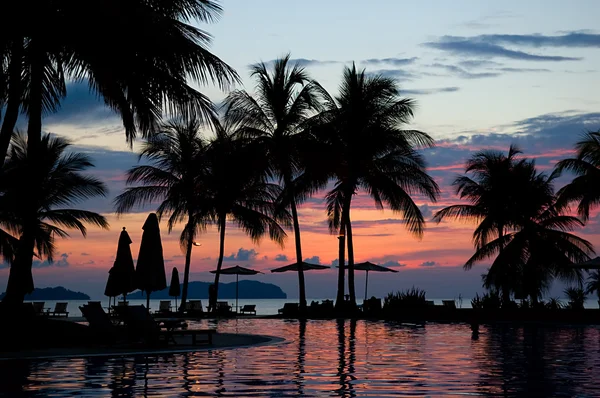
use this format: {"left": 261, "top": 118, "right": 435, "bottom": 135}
{"left": 316, "top": 64, "right": 438, "bottom": 309}
{"left": 222, "top": 54, "right": 324, "bottom": 313}
{"left": 463, "top": 160, "right": 593, "bottom": 305}
{"left": 554, "top": 130, "right": 600, "bottom": 221}
{"left": 0, "top": 0, "right": 239, "bottom": 162}
{"left": 114, "top": 119, "right": 210, "bottom": 311}
{"left": 204, "top": 127, "right": 290, "bottom": 308}
{"left": 585, "top": 271, "right": 600, "bottom": 306}
{"left": 1, "top": 133, "right": 108, "bottom": 303}
{"left": 433, "top": 146, "right": 525, "bottom": 305}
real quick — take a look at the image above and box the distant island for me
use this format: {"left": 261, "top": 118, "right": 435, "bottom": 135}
{"left": 128, "top": 280, "right": 287, "bottom": 299}
{"left": 0, "top": 286, "right": 90, "bottom": 300}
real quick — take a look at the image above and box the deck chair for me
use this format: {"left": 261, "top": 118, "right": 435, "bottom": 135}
{"left": 80, "top": 302, "right": 123, "bottom": 345}
{"left": 185, "top": 300, "right": 203, "bottom": 315}
{"left": 215, "top": 301, "right": 232, "bottom": 315}
{"left": 32, "top": 302, "right": 46, "bottom": 315}
{"left": 240, "top": 305, "right": 256, "bottom": 315}
{"left": 278, "top": 303, "right": 299, "bottom": 316}
{"left": 48, "top": 302, "right": 69, "bottom": 317}
{"left": 156, "top": 300, "right": 172, "bottom": 315}
{"left": 442, "top": 300, "right": 457, "bottom": 309}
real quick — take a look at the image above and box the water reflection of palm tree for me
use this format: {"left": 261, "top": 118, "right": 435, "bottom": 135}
{"left": 293, "top": 319, "right": 307, "bottom": 395}
{"left": 108, "top": 358, "right": 136, "bottom": 398}
{"left": 335, "top": 319, "right": 357, "bottom": 397}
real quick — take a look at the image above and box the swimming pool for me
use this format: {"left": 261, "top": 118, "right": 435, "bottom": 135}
{"left": 2, "top": 319, "right": 599, "bottom": 396}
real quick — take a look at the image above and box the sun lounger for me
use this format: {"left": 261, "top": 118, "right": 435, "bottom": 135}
{"left": 47, "top": 302, "right": 69, "bottom": 317}
{"left": 32, "top": 302, "right": 47, "bottom": 315}
{"left": 155, "top": 300, "right": 172, "bottom": 315}
{"left": 425, "top": 300, "right": 435, "bottom": 306}
{"left": 240, "top": 305, "right": 256, "bottom": 315}
{"left": 278, "top": 303, "right": 299, "bottom": 316}
{"left": 119, "top": 305, "right": 214, "bottom": 346}
{"left": 185, "top": 300, "right": 203, "bottom": 315}
{"left": 442, "top": 300, "right": 457, "bottom": 309}
{"left": 215, "top": 301, "right": 232, "bottom": 314}
{"left": 80, "top": 302, "right": 123, "bottom": 345}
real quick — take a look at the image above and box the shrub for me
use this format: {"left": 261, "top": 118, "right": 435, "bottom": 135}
{"left": 565, "top": 287, "right": 586, "bottom": 310}
{"left": 471, "top": 291, "right": 501, "bottom": 310}
{"left": 383, "top": 287, "right": 427, "bottom": 312}
{"left": 545, "top": 297, "right": 564, "bottom": 310}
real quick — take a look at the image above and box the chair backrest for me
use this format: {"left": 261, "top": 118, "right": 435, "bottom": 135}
{"left": 55, "top": 302, "right": 68, "bottom": 313}
{"left": 121, "top": 305, "right": 161, "bottom": 335}
{"left": 188, "top": 300, "right": 202, "bottom": 311}
{"left": 216, "top": 301, "right": 230, "bottom": 310}
{"left": 442, "top": 300, "right": 456, "bottom": 309}
{"left": 159, "top": 301, "right": 171, "bottom": 311}
{"left": 242, "top": 305, "right": 256, "bottom": 311}
{"left": 118, "top": 301, "right": 128, "bottom": 306}
{"left": 32, "top": 302, "right": 45, "bottom": 314}
{"left": 284, "top": 303, "right": 299, "bottom": 310}
{"left": 80, "top": 303, "right": 113, "bottom": 330}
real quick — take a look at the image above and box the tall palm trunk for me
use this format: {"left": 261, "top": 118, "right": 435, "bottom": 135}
{"left": 497, "top": 225, "right": 511, "bottom": 307}
{"left": 26, "top": 45, "right": 43, "bottom": 154}
{"left": 346, "top": 214, "right": 356, "bottom": 308}
{"left": 335, "top": 223, "right": 346, "bottom": 310}
{"left": 289, "top": 191, "right": 307, "bottom": 313}
{"left": 179, "top": 214, "right": 195, "bottom": 312}
{"left": 3, "top": 228, "right": 34, "bottom": 305}
{"left": 0, "top": 40, "right": 24, "bottom": 163}
{"left": 212, "top": 214, "right": 226, "bottom": 310}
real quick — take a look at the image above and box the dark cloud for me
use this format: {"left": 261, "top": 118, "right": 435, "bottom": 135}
{"left": 304, "top": 256, "right": 322, "bottom": 265}
{"left": 223, "top": 248, "right": 259, "bottom": 262}
{"left": 424, "top": 36, "right": 582, "bottom": 62}
{"left": 476, "top": 33, "right": 600, "bottom": 48}
{"left": 420, "top": 204, "right": 433, "bottom": 219}
{"left": 261, "top": 58, "right": 339, "bottom": 68}
{"left": 351, "top": 219, "right": 406, "bottom": 228}
{"left": 331, "top": 259, "right": 339, "bottom": 267}
{"left": 403, "top": 87, "right": 460, "bottom": 95}
{"left": 430, "top": 63, "right": 501, "bottom": 79}
{"left": 33, "top": 253, "right": 70, "bottom": 268}
{"left": 80, "top": 252, "right": 90, "bottom": 256}
{"left": 274, "top": 254, "right": 289, "bottom": 262}
{"left": 496, "top": 67, "right": 550, "bottom": 73}
{"left": 380, "top": 260, "right": 407, "bottom": 268}
{"left": 361, "top": 57, "right": 418, "bottom": 66}
{"left": 458, "top": 60, "right": 503, "bottom": 68}
{"left": 420, "top": 261, "right": 438, "bottom": 267}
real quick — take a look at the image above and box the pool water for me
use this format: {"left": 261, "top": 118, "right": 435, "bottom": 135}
{"left": 2, "top": 319, "right": 600, "bottom": 397}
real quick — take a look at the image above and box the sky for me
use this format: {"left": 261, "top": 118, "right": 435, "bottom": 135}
{"left": 2, "top": 0, "right": 600, "bottom": 300}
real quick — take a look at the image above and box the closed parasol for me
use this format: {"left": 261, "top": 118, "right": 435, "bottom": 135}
{"left": 135, "top": 213, "right": 167, "bottom": 309}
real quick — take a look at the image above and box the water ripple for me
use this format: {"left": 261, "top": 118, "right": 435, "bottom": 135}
{"left": 1, "top": 320, "right": 600, "bottom": 397}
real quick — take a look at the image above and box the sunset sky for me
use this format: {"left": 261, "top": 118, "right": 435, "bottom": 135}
{"left": 2, "top": 0, "right": 600, "bottom": 299}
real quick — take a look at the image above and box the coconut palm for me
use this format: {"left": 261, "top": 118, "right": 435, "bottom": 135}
{"left": 0, "top": 0, "right": 239, "bottom": 162}
{"left": 433, "top": 146, "right": 527, "bottom": 304}
{"left": 316, "top": 64, "right": 439, "bottom": 309}
{"left": 0, "top": 133, "right": 109, "bottom": 303}
{"left": 114, "top": 119, "right": 210, "bottom": 311}
{"left": 222, "top": 54, "right": 324, "bottom": 313}
{"left": 554, "top": 130, "right": 600, "bottom": 220}
{"left": 203, "top": 128, "right": 290, "bottom": 310}
{"left": 464, "top": 164, "right": 593, "bottom": 305}
{"left": 585, "top": 271, "right": 600, "bottom": 306}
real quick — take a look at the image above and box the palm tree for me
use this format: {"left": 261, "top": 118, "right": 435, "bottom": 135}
{"left": 0, "top": 0, "right": 239, "bottom": 162}
{"left": 114, "top": 119, "right": 210, "bottom": 311}
{"left": 222, "top": 54, "right": 324, "bottom": 313}
{"left": 433, "top": 146, "right": 527, "bottom": 305}
{"left": 554, "top": 130, "right": 600, "bottom": 220}
{"left": 316, "top": 64, "right": 439, "bottom": 309}
{"left": 203, "top": 128, "right": 290, "bottom": 310}
{"left": 585, "top": 271, "right": 600, "bottom": 306}
{"left": 463, "top": 163, "right": 593, "bottom": 305}
{"left": 0, "top": 133, "right": 109, "bottom": 303}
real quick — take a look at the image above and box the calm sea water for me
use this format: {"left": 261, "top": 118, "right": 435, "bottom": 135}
{"left": 28, "top": 297, "right": 600, "bottom": 317}
{"left": 2, "top": 319, "right": 600, "bottom": 396}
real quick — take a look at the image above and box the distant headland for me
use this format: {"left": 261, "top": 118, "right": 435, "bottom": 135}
{"left": 128, "top": 280, "right": 287, "bottom": 299}
{"left": 0, "top": 286, "right": 90, "bottom": 301}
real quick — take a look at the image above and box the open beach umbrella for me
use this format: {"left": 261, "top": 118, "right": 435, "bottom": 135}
{"left": 270, "top": 262, "right": 330, "bottom": 273}
{"left": 353, "top": 261, "right": 399, "bottom": 301}
{"left": 135, "top": 213, "right": 167, "bottom": 309}
{"left": 104, "top": 227, "right": 136, "bottom": 307}
{"left": 169, "top": 268, "right": 181, "bottom": 309}
{"left": 210, "top": 265, "right": 262, "bottom": 312}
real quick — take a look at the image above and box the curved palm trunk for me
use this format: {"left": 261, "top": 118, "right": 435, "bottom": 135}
{"left": 289, "top": 196, "right": 307, "bottom": 314}
{"left": 0, "top": 40, "right": 24, "bottom": 163}
{"left": 497, "top": 225, "right": 511, "bottom": 307}
{"left": 346, "top": 215, "right": 356, "bottom": 308}
{"left": 212, "top": 214, "right": 226, "bottom": 311}
{"left": 179, "top": 215, "right": 195, "bottom": 312}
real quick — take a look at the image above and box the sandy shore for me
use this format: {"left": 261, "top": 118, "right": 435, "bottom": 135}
{"left": 0, "top": 333, "right": 283, "bottom": 361}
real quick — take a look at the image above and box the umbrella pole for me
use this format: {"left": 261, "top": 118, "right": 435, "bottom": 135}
{"left": 365, "top": 270, "right": 369, "bottom": 302}
{"left": 236, "top": 274, "right": 239, "bottom": 313}
{"left": 146, "top": 292, "right": 150, "bottom": 310}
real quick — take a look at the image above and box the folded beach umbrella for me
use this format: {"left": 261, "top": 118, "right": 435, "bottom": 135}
{"left": 104, "top": 227, "right": 136, "bottom": 306}
{"left": 353, "top": 261, "right": 399, "bottom": 301}
{"left": 135, "top": 213, "right": 167, "bottom": 309}
{"left": 210, "top": 265, "right": 262, "bottom": 312}
{"left": 169, "top": 267, "right": 181, "bottom": 309}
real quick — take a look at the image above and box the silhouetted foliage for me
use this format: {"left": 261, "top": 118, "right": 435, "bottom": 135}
{"left": 383, "top": 287, "right": 427, "bottom": 312}
{"left": 564, "top": 287, "right": 586, "bottom": 310}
